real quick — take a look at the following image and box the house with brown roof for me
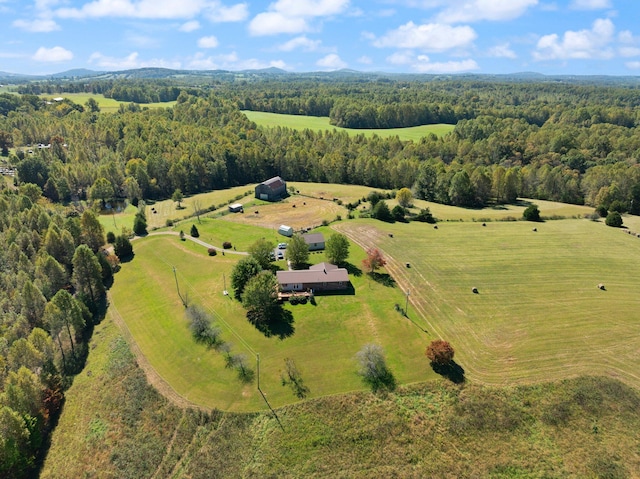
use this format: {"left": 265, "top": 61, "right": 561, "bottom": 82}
{"left": 302, "top": 233, "right": 325, "bottom": 251}
{"left": 276, "top": 262, "right": 349, "bottom": 293}
{"left": 255, "top": 176, "right": 287, "bottom": 201}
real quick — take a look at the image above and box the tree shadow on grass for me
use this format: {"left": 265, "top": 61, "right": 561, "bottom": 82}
{"left": 368, "top": 271, "right": 396, "bottom": 287}
{"left": 364, "top": 368, "right": 397, "bottom": 393}
{"left": 431, "top": 360, "right": 466, "bottom": 384}
{"left": 248, "top": 307, "right": 294, "bottom": 339}
{"left": 343, "top": 262, "right": 363, "bottom": 277}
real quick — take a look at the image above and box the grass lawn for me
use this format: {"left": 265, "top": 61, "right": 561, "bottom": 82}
{"left": 334, "top": 217, "right": 640, "bottom": 389}
{"left": 109, "top": 226, "right": 433, "bottom": 412}
{"left": 242, "top": 110, "right": 455, "bottom": 141}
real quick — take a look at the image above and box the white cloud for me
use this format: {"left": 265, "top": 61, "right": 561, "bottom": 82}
{"left": 533, "top": 18, "right": 615, "bottom": 60}
{"left": 570, "top": 0, "right": 611, "bottom": 10}
{"left": 373, "top": 22, "right": 476, "bottom": 52}
{"left": 249, "top": 12, "right": 308, "bottom": 36}
{"left": 386, "top": 51, "right": 414, "bottom": 65}
{"left": 277, "top": 36, "right": 321, "bottom": 52}
{"left": 487, "top": 42, "right": 517, "bottom": 59}
{"left": 357, "top": 55, "right": 372, "bottom": 64}
{"left": 179, "top": 20, "right": 201, "bottom": 32}
{"left": 198, "top": 35, "right": 219, "bottom": 48}
{"left": 88, "top": 51, "right": 181, "bottom": 69}
{"left": 316, "top": 53, "right": 347, "bottom": 69}
{"left": 412, "top": 56, "right": 479, "bottom": 73}
{"left": 249, "top": 0, "right": 349, "bottom": 36}
{"left": 620, "top": 47, "right": 640, "bottom": 58}
{"left": 33, "top": 46, "right": 73, "bottom": 62}
{"left": 436, "top": 0, "right": 538, "bottom": 24}
{"left": 626, "top": 61, "right": 640, "bottom": 69}
{"left": 13, "top": 18, "right": 60, "bottom": 32}
{"left": 56, "top": 0, "right": 247, "bottom": 21}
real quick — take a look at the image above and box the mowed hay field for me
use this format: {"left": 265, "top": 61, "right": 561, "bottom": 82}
{"left": 334, "top": 217, "right": 640, "bottom": 388}
{"left": 109, "top": 226, "right": 434, "bottom": 412}
{"left": 242, "top": 110, "right": 455, "bottom": 141}
{"left": 40, "top": 92, "right": 176, "bottom": 113}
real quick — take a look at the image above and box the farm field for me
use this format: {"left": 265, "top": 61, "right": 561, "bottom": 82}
{"left": 242, "top": 110, "right": 455, "bottom": 141}
{"left": 39, "top": 92, "right": 176, "bottom": 112}
{"left": 334, "top": 217, "right": 640, "bottom": 389}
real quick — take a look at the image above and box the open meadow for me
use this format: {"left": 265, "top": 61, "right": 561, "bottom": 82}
{"left": 334, "top": 217, "right": 640, "bottom": 389}
{"left": 39, "top": 92, "right": 176, "bottom": 112}
{"left": 242, "top": 110, "right": 455, "bottom": 141}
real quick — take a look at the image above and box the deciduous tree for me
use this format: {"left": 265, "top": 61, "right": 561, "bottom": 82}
{"left": 426, "top": 339, "right": 455, "bottom": 366}
{"left": 248, "top": 238, "right": 275, "bottom": 270}
{"left": 396, "top": 187, "right": 413, "bottom": 208}
{"left": 80, "top": 210, "right": 105, "bottom": 253}
{"left": 72, "top": 244, "right": 105, "bottom": 309}
{"left": 356, "top": 343, "right": 395, "bottom": 391}
{"left": 362, "top": 247, "right": 386, "bottom": 274}
{"left": 242, "top": 271, "right": 278, "bottom": 325}
{"left": 286, "top": 234, "right": 309, "bottom": 269}
{"left": 231, "top": 256, "right": 261, "bottom": 300}
{"left": 325, "top": 233, "right": 350, "bottom": 266}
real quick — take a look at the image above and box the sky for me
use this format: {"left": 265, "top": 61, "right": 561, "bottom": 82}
{"left": 1, "top": 0, "right": 640, "bottom": 76}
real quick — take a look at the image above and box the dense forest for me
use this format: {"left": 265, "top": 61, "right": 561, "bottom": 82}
{"left": 2, "top": 75, "right": 640, "bottom": 476}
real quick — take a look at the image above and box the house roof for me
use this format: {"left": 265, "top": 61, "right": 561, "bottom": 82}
{"left": 260, "top": 176, "right": 285, "bottom": 190}
{"left": 302, "top": 233, "right": 324, "bottom": 244}
{"left": 309, "top": 262, "right": 337, "bottom": 272}
{"left": 277, "top": 263, "right": 348, "bottom": 285}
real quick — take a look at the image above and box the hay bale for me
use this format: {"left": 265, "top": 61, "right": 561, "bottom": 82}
{"left": 597, "top": 283, "right": 605, "bottom": 290}
{"left": 472, "top": 287, "right": 479, "bottom": 294}
{"left": 388, "top": 233, "right": 393, "bottom": 238}
{"left": 482, "top": 223, "right": 486, "bottom": 227}
{"left": 532, "top": 227, "right": 537, "bottom": 232}
{"left": 434, "top": 225, "right": 438, "bottom": 230}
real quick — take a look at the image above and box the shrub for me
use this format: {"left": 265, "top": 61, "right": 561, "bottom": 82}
{"left": 605, "top": 211, "right": 623, "bottom": 227}
{"left": 114, "top": 235, "right": 133, "bottom": 259}
{"left": 223, "top": 241, "right": 232, "bottom": 249}
{"left": 523, "top": 204, "right": 541, "bottom": 222}
{"left": 426, "top": 339, "right": 455, "bottom": 366}
{"left": 207, "top": 248, "right": 217, "bottom": 256}
{"left": 609, "top": 200, "right": 627, "bottom": 213}
{"left": 106, "top": 231, "right": 116, "bottom": 244}
{"left": 595, "top": 205, "right": 608, "bottom": 217}
{"left": 190, "top": 224, "right": 199, "bottom": 237}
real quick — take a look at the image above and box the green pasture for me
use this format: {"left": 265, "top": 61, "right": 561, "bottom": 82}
{"left": 40, "top": 92, "right": 176, "bottom": 113}
{"left": 242, "top": 110, "right": 455, "bottom": 141}
{"left": 335, "top": 217, "right": 640, "bottom": 389}
{"left": 109, "top": 225, "right": 433, "bottom": 412}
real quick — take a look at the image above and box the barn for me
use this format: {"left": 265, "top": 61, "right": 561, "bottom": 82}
{"left": 303, "top": 233, "right": 325, "bottom": 251}
{"left": 255, "top": 176, "right": 287, "bottom": 201}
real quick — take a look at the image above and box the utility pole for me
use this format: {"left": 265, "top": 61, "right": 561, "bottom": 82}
{"left": 256, "top": 353, "right": 260, "bottom": 391}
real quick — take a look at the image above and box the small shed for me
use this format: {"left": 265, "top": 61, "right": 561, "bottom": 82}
{"left": 228, "top": 203, "right": 243, "bottom": 213}
{"left": 278, "top": 225, "right": 294, "bottom": 237}
{"left": 302, "top": 233, "right": 325, "bottom": 251}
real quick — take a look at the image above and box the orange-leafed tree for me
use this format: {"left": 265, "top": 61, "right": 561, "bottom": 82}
{"left": 426, "top": 339, "right": 455, "bottom": 366}
{"left": 362, "top": 247, "right": 386, "bottom": 274}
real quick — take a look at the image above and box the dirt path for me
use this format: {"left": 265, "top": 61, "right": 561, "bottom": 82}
{"left": 140, "top": 231, "right": 249, "bottom": 255}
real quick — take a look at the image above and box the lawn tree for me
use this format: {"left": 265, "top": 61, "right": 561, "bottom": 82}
{"left": 396, "top": 187, "right": 413, "bottom": 208}
{"left": 113, "top": 235, "right": 133, "bottom": 259}
{"left": 72, "top": 244, "right": 105, "bottom": 310}
{"left": 391, "top": 205, "right": 406, "bottom": 222}
{"left": 190, "top": 224, "right": 199, "bottom": 238}
{"left": 80, "top": 210, "right": 105, "bottom": 253}
{"left": 133, "top": 205, "right": 147, "bottom": 236}
{"left": 362, "top": 247, "right": 387, "bottom": 274}
{"left": 356, "top": 343, "right": 395, "bottom": 392}
{"left": 325, "top": 233, "right": 350, "bottom": 265}
{"left": 242, "top": 271, "right": 279, "bottom": 325}
{"left": 605, "top": 211, "right": 623, "bottom": 227}
{"left": 286, "top": 234, "right": 309, "bottom": 269}
{"left": 192, "top": 198, "right": 202, "bottom": 223}
{"left": 231, "top": 256, "right": 262, "bottom": 300}
{"left": 426, "top": 339, "right": 455, "bottom": 366}
{"left": 248, "top": 238, "right": 276, "bottom": 270}
{"left": 172, "top": 188, "right": 184, "bottom": 208}
{"left": 186, "top": 304, "right": 222, "bottom": 347}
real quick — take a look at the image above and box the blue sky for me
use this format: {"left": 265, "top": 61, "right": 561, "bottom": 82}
{"left": 1, "top": 0, "right": 640, "bottom": 75}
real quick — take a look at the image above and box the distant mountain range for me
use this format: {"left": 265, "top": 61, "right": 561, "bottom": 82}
{"left": 1, "top": 67, "right": 639, "bottom": 85}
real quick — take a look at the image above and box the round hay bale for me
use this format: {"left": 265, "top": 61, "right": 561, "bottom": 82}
{"left": 388, "top": 233, "right": 393, "bottom": 238}
{"left": 597, "top": 283, "right": 605, "bottom": 290}
{"left": 532, "top": 227, "right": 537, "bottom": 232}
{"left": 472, "top": 287, "right": 479, "bottom": 294}
{"left": 482, "top": 223, "right": 486, "bottom": 227}
{"left": 434, "top": 225, "right": 438, "bottom": 230}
